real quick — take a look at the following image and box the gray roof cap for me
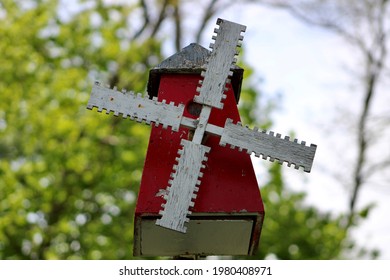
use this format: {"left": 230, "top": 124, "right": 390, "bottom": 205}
{"left": 147, "top": 43, "right": 243, "bottom": 103}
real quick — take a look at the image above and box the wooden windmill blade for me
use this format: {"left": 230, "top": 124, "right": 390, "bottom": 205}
{"left": 155, "top": 139, "right": 210, "bottom": 233}
{"left": 220, "top": 118, "right": 317, "bottom": 172}
{"left": 155, "top": 19, "right": 247, "bottom": 232}
{"left": 193, "top": 18, "right": 246, "bottom": 109}
{"left": 87, "top": 82, "right": 185, "bottom": 131}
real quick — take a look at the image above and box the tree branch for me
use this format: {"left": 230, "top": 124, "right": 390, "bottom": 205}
{"left": 150, "top": 0, "right": 170, "bottom": 38}
{"left": 173, "top": 1, "right": 182, "bottom": 52}
{"left": 132, "top": 0, "right": 150, "bottom": 40}
{"left": 195, "top": 0, "right": 219, "bottom": 43}
{"left": 348, "top": 1, "right": 388, "bottom": 222}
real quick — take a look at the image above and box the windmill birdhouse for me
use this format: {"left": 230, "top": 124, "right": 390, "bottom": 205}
{"left": 87, "top": 18, "right": 317, "bottom": 258}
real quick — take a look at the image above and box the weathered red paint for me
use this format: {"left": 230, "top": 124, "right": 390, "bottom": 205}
{"left": 134, "top": 73, "right": 264, "bottom": 255}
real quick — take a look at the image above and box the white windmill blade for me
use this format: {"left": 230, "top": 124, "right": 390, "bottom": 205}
{"left": 193, "top": 18, "right": 246, "bottom": 109}
{"left": 155, "top": 19, "right": 247, "bottom": 233}
{"left": 87, "top": 82, "right": 185, "bottom": 131}
{"left": 156, "top": 139, "right": 210, "bottom": 233}
{"left": 220, "top": 119, "right": 317, "bottom": 172}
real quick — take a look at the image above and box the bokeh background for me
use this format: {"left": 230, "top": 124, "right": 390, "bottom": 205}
{"left": 1, "top": 0, "right": 389, "bottom": 259}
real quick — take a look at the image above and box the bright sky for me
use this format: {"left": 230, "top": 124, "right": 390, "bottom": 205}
{"left": 169, "top": 3, "right": 390, "bottom": 259}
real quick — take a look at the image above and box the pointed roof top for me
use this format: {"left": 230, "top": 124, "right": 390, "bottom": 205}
{"left": 147, "top": 43, "right": 243, "bottom": 102}
{"left": 156, "top": 43, "right": 210, "bottom": 70}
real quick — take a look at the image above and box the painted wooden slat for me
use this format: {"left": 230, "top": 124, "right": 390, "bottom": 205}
{"left": 193, "top": 18, "right": 246, "bottom": 109}
{"left": 220, "top": 119, "right": 317, "bottom": 172}
{"left": 156, "top": 139, "right": 210, "bottom": 233}
{"left": 191, "top": 106, "right": 212, "bottom": 144}
{"left": 87, "top": 82, "right": 185, "bottom": 131}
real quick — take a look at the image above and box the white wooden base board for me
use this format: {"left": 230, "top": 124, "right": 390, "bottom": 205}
{"left": 137, "top": 217, "right": 254, "bottom": 256}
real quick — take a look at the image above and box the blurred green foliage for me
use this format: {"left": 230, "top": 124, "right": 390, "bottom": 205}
{"left": 0, "top": 0, "right": 368, "bottom": 259}
{"left": 0, "top": 0, "right": 158, "bottom": 259}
